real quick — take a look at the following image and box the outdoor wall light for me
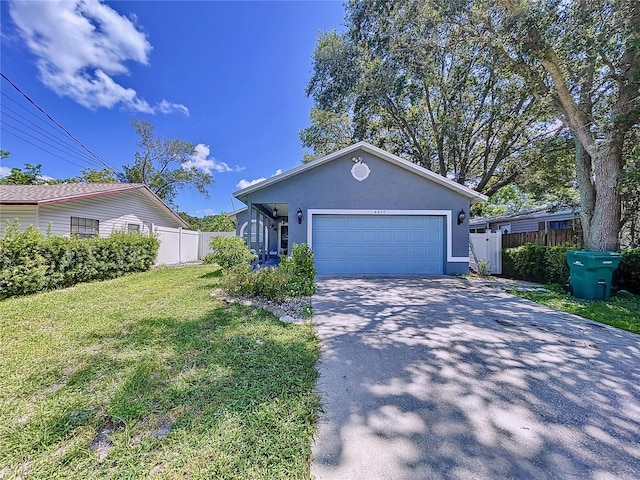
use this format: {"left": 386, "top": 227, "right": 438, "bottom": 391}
{"left": 457, "top": 209, "right": 466, "bottom": 225}
{"left": 272, "top": 205, "right": 278, "bottom": 218}
{"left": 297, "top": 207, "right": 303, "bottom": 224}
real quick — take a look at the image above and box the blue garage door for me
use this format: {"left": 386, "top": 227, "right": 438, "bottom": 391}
{"left": 312, "top": 215, "right": 444, "bottom": 275}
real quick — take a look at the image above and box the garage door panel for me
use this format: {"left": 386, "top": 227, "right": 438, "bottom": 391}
{"left": 313, "top": 214, "right": 444, "bottom": 275}
{"left": 376, "top": 216, "right": 395, "bottom": 230}
{"left": 410, "top": 230, "right": 427, "bottom": 242}
{"left": 362, "top": 230, "right": 378, "bottom": 243}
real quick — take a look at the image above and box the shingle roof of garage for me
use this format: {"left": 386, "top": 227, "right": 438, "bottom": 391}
{"left": 233, "top": 142, "right": 488, "bottom": 204}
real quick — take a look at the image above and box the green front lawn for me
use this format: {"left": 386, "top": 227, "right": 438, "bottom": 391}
{"left": 510, "top": 285, "right": 640, "bottom": 335}
{"left": 0, "top": 266, "right": 320, "bottom": 479}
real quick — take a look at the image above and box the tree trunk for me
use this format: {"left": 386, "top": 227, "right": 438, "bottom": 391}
{"left": 574, "top": 140, "right": 594, "bottom": 247}
{"left": 587, "top": 139, "right": 623, "bottom": 251}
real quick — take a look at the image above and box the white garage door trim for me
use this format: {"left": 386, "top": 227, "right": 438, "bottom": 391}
{"left": 307, "top": 209, "right": 468, "bottom": 263}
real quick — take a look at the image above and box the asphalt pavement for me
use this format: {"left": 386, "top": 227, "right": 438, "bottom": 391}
{"left": 311, "top": 277, "right": 640, "bottom": 480}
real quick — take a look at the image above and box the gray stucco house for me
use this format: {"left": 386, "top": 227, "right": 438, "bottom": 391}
{"left": 233, "top": 142, "right": 487, "bottom": 275}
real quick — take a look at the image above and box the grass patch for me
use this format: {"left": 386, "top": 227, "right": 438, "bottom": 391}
{"left": 0, "top": 266, "right": 320, "bottom": 479}
{"left": 510, "top": 285, "right": 640, "bottom": 335}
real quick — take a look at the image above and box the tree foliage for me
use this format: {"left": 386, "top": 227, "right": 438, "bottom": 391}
{"left": 178, "top": 212, "right": 236, "bottom": 232}
{"left": 302, "top": 0, "right": 555, "bottom": 195}
{"left": 0, "top": 163, "right": 53, "bottom": 185}
{"left": 494, "top": 0, "right": 640, "bottom": 250}
{"left": 75, "top": 168, "right": 119, "bottom": 183}
{"left": 120, "top": 119, "right": 213, "bottom": 205}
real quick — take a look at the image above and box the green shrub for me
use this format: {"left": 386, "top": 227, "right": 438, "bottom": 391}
{"left": 0, "top": 223, "right": 159, "bottom": 299}
{"left": 201, "top": 252, "right": 215, "bottom": 265}
{"left": 543, "top": 246, "right": 571, "bottom": 284}
{"left": 252, "top": 266, "right": 290, "bottom": 300}
{"left": 503, "top": 244, "right": 639, "bottom": 293}
{"left": 209, "top": 236, "right": 256, "bottom": 271}
{"left": 615, "top": 248, "right": 640, "bottom": 294}
{"left": 280, "top": 243, "right": 316, "bottom": 296}
{"left": 502, "top": 243, "right": 571, "bottom": 284}
{"left": 220, "top": 243, "right": 316, "bottom": 300}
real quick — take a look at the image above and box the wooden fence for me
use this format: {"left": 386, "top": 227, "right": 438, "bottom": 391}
{"left": 502, "top": 229, "right": 583, "bottom": 249}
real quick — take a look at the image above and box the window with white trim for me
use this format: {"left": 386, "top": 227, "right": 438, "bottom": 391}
{"left": 70, "top": 216, "right": 99, "bottom": 238}
{"left": 127, "top": 223, "right": 141, "bottom": 232}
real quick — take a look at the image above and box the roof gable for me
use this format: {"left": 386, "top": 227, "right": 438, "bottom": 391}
{"left": 234, "top": 142, "right": 488, "bottom": 204}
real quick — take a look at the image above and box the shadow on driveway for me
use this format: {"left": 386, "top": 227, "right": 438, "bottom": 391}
{"left": 311, "top": 277, "right": 640, "bottom": 479}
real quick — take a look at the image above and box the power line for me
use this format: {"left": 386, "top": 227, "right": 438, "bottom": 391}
{"left": 1, "top": 106, "right": 103, "bottom": 167}
{"left": 0, "top": 72, "right": 121, "bottom": 175}
{"left": 2, "top": 128, "right": 90, "bottom": 170}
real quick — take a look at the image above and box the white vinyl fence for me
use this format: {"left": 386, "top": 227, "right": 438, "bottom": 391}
{"left": 470, "top": 232, "right": 502, "bottom": 274}
{"left": 153, "top": 225, "right": 235, "bottom": 265}
{"left": 199, "top": 231, "right": 235, "bottom": 258}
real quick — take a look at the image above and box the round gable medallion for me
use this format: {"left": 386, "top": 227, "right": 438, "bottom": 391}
{"left": 351, "top": 161, "right": 371, "bottom": 181}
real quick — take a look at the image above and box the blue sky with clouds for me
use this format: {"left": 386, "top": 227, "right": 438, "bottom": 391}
{"left": 0, "top": 0, "right": 345, "bottom": 216}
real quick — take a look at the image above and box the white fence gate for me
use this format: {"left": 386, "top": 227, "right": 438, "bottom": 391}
{"left": 470, "top": 232, "right": 502, "bottom": 274}
{"left": 153, "top": 225, "right": 235, "bottom": 265}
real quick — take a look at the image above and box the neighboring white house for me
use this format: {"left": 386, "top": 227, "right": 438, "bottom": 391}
{"left": 0, "top": 183, "right": 188, "bottom": 237}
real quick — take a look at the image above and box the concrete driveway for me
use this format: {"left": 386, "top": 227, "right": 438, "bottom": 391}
{"left": 310, "top": 277, "right": 640, "bottom": 480}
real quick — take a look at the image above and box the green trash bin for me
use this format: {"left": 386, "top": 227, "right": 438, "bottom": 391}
{"left": 566, "top": 250, "right": 621, "bottom": 300}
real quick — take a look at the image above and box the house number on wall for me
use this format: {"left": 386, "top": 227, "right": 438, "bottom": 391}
{"left": 374, "top": 210, "right": 387, "bottom": 214}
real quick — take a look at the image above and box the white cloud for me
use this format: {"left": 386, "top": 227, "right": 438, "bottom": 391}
{"left": 236, "top": 169, "right": 283, "bottom": 189}
{"left": 182, "top": 144, "right": 244, "bottom": 174}
{"left": 157, "top": 100, "right": 189, "bottom": 116}
{"left": 196, "top": 208, "right": 218, "bottom": 216}
{"left": 236, "top": 177, "right": 266, "bottom": 189}
{"left": 0, "top": 166, "right": 12, "bottom": 178}
{"left": 9, "top": 0, "right": 188, "bottom": 115}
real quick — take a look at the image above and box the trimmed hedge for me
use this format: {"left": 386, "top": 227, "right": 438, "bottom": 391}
{"left": 0, "top": 223, "right": 159, "bottom": 299}
{"left": 503, "top": 243, "right": 640, "bottom": 293}
{"left": 615, "top": 248, "right": 640, "bottom": 295}
{"left": 502, "top": 244, "right": 571, "bottom": 284}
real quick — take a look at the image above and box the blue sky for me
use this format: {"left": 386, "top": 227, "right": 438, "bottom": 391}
{"left": 0, "top": 0, "right": 345, "bottom": 215}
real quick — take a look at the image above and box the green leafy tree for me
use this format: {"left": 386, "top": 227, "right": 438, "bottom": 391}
{"left": 620, "top": 143, "right": 640, "bottom": 247}
{"left": 121, "top": 119, "right": 213, "bottom": 205}
{"left": 302, "top": 1, "right": 555, "bottom": 195}
{"left": 76, "top": 168, "right": 119, "bottom": 183}
{"left": 178, "top": 212, "right": 236, "bottom": 232}
{"left": 0, "top": 163, "right": 55, "bottom": 185}
{"left": 494, "top": 0, "right": 640, "bottom": 250}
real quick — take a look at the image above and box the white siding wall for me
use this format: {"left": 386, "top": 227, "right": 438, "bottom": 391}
{"left": 37, "top": 189, "right": 183, "bottom": 237}
{"left": 510, "top": 219, "right": 539, "bottom": 234}
{"left": 0, "top": 206, "right": 38, "bottom": 234}
{"left": 2, "top": 196, "right": 241, "bottom": 266}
